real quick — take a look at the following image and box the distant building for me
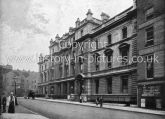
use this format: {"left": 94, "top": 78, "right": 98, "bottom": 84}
{"left": 2, "top": 69, "right": 40, "bottom": 96}
{"left": 0, "top": 65, "right": 12, "bottom": 95}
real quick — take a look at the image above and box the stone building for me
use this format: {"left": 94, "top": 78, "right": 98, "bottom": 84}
{"left": 137, "top": 0, "right": 165, "bottom": 110}
{"left": 38, "top": 3, "right": 138, "bottom": 105}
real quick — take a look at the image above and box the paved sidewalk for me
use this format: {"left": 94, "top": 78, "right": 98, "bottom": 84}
{"left": 36, "top": 98, "right": 165, "bottom": 116}
{"left": 1, "top": 104, "right": 49, "bottom": 119}
{"left": 1, "top": 113, "right": 49, "bottom": 119}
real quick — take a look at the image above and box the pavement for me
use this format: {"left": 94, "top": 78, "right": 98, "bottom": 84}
{"left": 36, "top": 97, "right": 165, "bottom": 116}
{"left": 1, "top": 104, "right": 48, "bottom": 119}
{"left": 18, "top": 98, "right": 165, "bottom": 119}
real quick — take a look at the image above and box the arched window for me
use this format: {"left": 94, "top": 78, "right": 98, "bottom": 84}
{"left": 119, "top": 43, "right": 130, "bottom": 65}
{"left": 93, "top": 53, "right": 100, "bottom": 71}
{"left": 104, "top": 48, "right": 113, "bottom": 68}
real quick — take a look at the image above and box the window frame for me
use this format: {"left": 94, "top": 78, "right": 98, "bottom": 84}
{"left": 145, "top": 7, "right": 154, "bottom": 21}
{"left": 145, "top": 54, "right": 154, "bottom": 79}
{"left": 122, "top": 27, "right": 127, "bottom": 39}
{"left": 145, "top": 26, "right": 154, "bottom": 47}
{"left": 107, "top": 34, "right": 112, "bottom": 45}
{"left": 107, "top": 77, "right": 112, "bottom": 94}
{"left": 121, "top": 75, "right": 129, "bottom": 94}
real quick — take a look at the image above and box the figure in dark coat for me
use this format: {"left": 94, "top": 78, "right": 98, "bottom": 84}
{"left": 2, "top": 95, "right": 7, "bottom": 113}
{"left": 7, "top": 92, "right": 15, "bottom": 113}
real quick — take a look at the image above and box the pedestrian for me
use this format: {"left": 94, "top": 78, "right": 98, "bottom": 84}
{"left": 96, "top": 97, "right": 99, "bottom": 106}
{"left": 79, "top": 95, "right": 82, "bottom": 103}
{"left": 7, "top": 92, "right": 16, "bottom": 113}
{"left": 99, "top": 96, "right": 103, "bottom": 108}
{"left": 2, "top": 93, "right": 7, "bottom": 113}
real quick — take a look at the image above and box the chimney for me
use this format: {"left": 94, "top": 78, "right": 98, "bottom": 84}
{"left": 86, "top": 9, "right": 93, "bottom": 20}
{"left": 101, "top": 12, "right": 110, "bottom": 22}
{"left": 75, "top": 18, "right": 80, "bottom": 28}
{"left": 133, "top": 0, "right": 137, "bottom": 9}
{"left": 50, "top": 38, "right": 53, "bottom": 45}
{"left": 39, "top": 53, "right": 43, "bottom": 62}
{"left": 55, "top": 34, "right": 60, "bottom": 40}
{"left": 69, "top": 27, "right": 74, "bottom": 32}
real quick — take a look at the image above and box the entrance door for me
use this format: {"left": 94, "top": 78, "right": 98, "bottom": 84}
{"left": 146, "top": 98, "right": 156, "bottom": 109}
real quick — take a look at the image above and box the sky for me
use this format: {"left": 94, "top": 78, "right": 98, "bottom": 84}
{"left": 0, "top": 0, "right": 133, "bottom": 72}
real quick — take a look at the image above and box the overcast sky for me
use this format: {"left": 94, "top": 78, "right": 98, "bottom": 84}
{"left": 0, "top": 0, "right": 133, "bottom": 72}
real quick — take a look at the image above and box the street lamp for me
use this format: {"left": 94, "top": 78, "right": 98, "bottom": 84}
{"left": 13, "top": 76, "right": 18, "bottom": 96}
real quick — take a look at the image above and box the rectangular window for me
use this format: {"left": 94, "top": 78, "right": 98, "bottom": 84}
{"left": 122, "top": 27, "right": 127, "bottom": 39}
{"left": 107, "top": 77, "right": 112, "bottom": 94}
{"left": 145, "top": 7, "right": 154, "bottom": 21}
{"left": 145, "top": 26, "right": 154, "bottom": 47}
{"left": 107, "top": 55, "right": 112, "bottom": 68}
{"left": 71, "top": 63, "right": 75, "bottom": 75}
{"left": 107, "top": 34, "right": 112, "bottom": 45}
{"left": 120, "top": 49, "right": 129, "bottom": 65}
{"left": 95, "top": 79, "right": 99, "bottom": 94}
{"left": 121, "top": 75, "right": 128, "bottom": 93}
{"left": 59, "top": 64, "right": 62, "bottom": 78}
{"left": 146, "top": 54, "right": 154, "bottom": 79}
{"left": 95, "top": 39, "right": 99, "bottom": 50}
{"left": 81, "top": 30, "right": 83, "bottom": 37}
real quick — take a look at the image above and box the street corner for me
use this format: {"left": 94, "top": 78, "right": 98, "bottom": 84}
{"left": 1, "top": 113, "right": 49, "bottom": 119}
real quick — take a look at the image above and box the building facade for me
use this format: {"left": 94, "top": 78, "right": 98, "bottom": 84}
{"left": 137, "top": 0, "right": 165, "bottom": 110}
{"left": 38, "top": 4, "right": 138, "bottom": 105}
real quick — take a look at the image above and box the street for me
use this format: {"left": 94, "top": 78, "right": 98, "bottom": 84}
{"left": 18, "top": 98, "right": 165, "bottom": 119}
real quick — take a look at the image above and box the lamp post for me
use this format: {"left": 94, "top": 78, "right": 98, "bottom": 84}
{"left": 13, "top": 76, "right": 18, "bottom": 96}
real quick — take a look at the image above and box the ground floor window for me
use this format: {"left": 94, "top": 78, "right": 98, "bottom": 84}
{"left": 121, "top": 75, "right": 128, "bottom": 94}
{"left": 95, "top": 79, "right": 99, "bottom": 94}
{"left": 107, "top": 77, "right": 112, "bottom": 94}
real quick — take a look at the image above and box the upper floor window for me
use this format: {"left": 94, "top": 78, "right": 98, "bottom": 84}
{"left": 119, "top": 43, "right": 130, "bottom": 65}
{"left": 59, "top": 63, "right": 62, "bottom": 78}
{"left": 71, "top": 62, "right": 75, "bottom": 76}
{"left": 122, "top": 27, "right": 127, "bottom": 39}
{"left": 81, "top": 29, "right": 84, "bottom": 37}
{"left": 104, "top": 48, "right": 113, "bottom": 69}
{"left": 95, "top": 39, "right": 99, "bottom": 50}
{"left": 107, "top": 34, "right": 112, "bottom": 45}
{"left": 79, "top": 56, "right": 84, "bottom": 73}
{"left": 145, "top": 26, "right": 154, "bottom": 47}
{"left": 145, "top": 7, "right": 154, "bottom": 21}
{"left": 94, "top": 53, "right": 100, "bottom": 71}
{"left": 146, "top": 54, "right": 154, "bottom": 79}
{"left": 121, "top": 75, "right": 128, "bottom": 94}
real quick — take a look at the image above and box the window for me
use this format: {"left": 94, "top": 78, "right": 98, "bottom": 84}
{"left": 146, "top": 54, "right": 154, "bottom": 79}
{"left": 107, "top": 77, "right": 112, "bottom": 94}
{"left": 145, "top": 26, "right": 154, "bottom": 47}
{"left": 122, "top": 27, "right": 127, "bottom": 39}
{"left": 59, "top": 63, "right": 62, "bottom": 77}
{"left": 145, "top": 7, "right": 154, "bottom": 21}
{"left": 95, "top": 79, "right": 99, "bottom": 94}
{"left": 104, "top": 48, "right": 113, "bottom": 69}
{"left": 65, "top": 63, "right": 69, "bottom": 77}
{"left": 107, "top": 55, "right": 112, "bottom": 68}
{"left": 71, "top": 62, "right": 75, "bottom": 75}
{"left": 107, "top": 34, "right": 112, "bottom": 45}
{"left": 94, "top": 53, "right": 100, "bottom": 71}
{"left": 79, "top": 57, "right": 83, "bottom": 73}
{"left": 81, "top": 29, "right": 83, "bottom": 37}
{"left": 121, "top": 75, "right": 128, "bottom": 93}
{"left": 95, "top": 39, "right": 99, "bottom": 50}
